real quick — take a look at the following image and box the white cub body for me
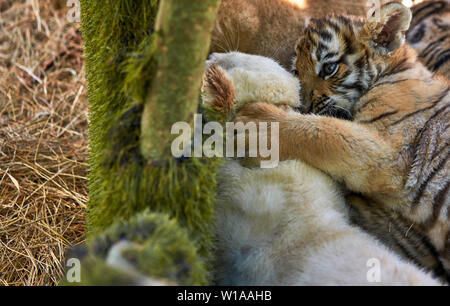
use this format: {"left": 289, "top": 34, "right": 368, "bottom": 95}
{"left": 215, "top": 160, "right": 440, "bottom": 285}
{"left": 203, "top": 52, "right": 441, "bottom": 286}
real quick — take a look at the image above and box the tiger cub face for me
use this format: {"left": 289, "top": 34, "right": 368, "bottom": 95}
{"left": 406, "top": 1, "right": 450, "bottom": 76}
{"left": 293, "top": 2, "right": 412, "bottom": 120}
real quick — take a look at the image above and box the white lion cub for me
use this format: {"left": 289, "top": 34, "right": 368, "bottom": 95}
{"left": 202, "top": 52, "right": 442, "bottom": 286}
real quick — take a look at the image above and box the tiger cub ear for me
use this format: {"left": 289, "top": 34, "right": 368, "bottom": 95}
{"left": 363, "top": 2, "right": 412, "bottom": 55}
{"left": 201, "top": 64, "right": 236, "bottom": 118}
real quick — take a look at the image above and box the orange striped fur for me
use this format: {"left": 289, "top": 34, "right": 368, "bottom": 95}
{"left": 407, "top": 0, "right": 450, "bottom": 77}
{"left": 235, "top": 2, "right": 450, "bottom": 282}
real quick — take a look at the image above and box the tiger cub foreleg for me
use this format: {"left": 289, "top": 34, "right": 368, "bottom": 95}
{"left": 235, "top": 102, "right": 404, "bottom": 196}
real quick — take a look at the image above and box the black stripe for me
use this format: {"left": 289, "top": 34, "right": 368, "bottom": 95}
{"left": 431, "top": 138, "right": 450, "bottom": 164}
{"left": 425, "top": 47, "right": 444, "bottom": 67}
{"left": 391, "top": 63, "right": 415, "bottom": 76}
{"left": 420, "top": 35, "right": 448, "bottom": 58}
{"left": 360, "top": 111, "right": 398, "bottom": 124}
{"left": 391, "top": 106, "right": 434, "bottom": 126}
{"left": 315, "top": 103, "right": 327, "bottom": 114}
{"left": 326, "top": 20, "right": 341, "bottom": 34}
{"left": 349, "top": 198, "right": 445, "bottom": 276}
{"left": 379, "top": 57, "right": 414, "bottom": 79}
{"left": 392, "top": 235, "right": 422, "bottom": 265}
{"left": 433, "top": 48, "right": 450, "bottom": 61}
{"left": 376, "top": 210, "right": 446, "bottom": 277}
{"left": 339, "top": 67, "right": 353, "bottom": 81}
{"left": 412, "top": 1, "right": 446, "bottom": 18}
{"left": 432, "top": 52, "right": 450, "bottom": 72}
{"left": 428, "top": 109, "right": 450, "bottom": 162}
{"left": 310, "top": 28, "right": 332, "bottom": 43}
{"left": 391, "top": 88, "right": 449, "bottom": 126}
{"left": 343, "top": 34, "right": 356, "bottom": 55}
{"left": 315, "top": 96, "right": 330, "bottom": 114}
{"left": 369, "top": 208, "right": 433, "bottom": 267}
{"left": 354, "top": 81, "right": 367, "bottom": 94}
{"left": 369, "top": 79, "right": 418, "bottom": 91}
{"left": 411, "top": 103, "right": 449, "bottom": 162}
{"left": 335, "top": 15, "right": 351, "bottom": 27}
{"left": 428, "top": 101, "right": 450, "bottom": 122}
{"left": 323, "top": 52, "right": 339, "bottom": 61}
{"left": 340, "top": 81, "right": 365, "bottom": 95}
{"left": 434, "top": 17, "right": 449, "bottom": 31}
{"left": 410, "top": 1, "right": 448, "bottom": 29}
{"left": 412, "top": 151, "right": 450, "bottom": 207}
{"left": 354, "top": 54, "right": 367, "bottom": 70}
{"left": 423, "top": 180, "right": 450, "bottom": 230}
{"left": 355, "top": 97, "right": 377, "bottom": 113}
{"left": 319, "top": 30, "right": 333, "bottom": 42}
{"left": 403, "top": 104, "right": 449, "bottom": 185}
{"left": 317, "top": 42, "right": 329, "bottom": 61}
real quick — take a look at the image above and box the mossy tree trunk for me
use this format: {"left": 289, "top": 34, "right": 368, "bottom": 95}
{"left": 76, "top": 0, "right": 221, "bottom": 285}
{"left": 141, "top": 0, "right": 220, "bottom": 160}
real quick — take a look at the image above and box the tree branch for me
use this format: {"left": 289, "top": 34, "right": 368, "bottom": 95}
{"left": 140, "top": 0, "right": 221, "bottom": 160}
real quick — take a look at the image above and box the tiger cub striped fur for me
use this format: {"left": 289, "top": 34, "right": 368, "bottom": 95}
{"left": 407, "top": 0, "right": 450, "bottom": 77}
{"left": 234, "top": 2, "right": 450, "bottom": 282}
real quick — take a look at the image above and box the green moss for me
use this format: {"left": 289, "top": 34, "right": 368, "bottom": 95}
{"left": 88, "top": 156, "right": 222, "bottom": 260}
{"left": 80, "top": 0, "right": 160, "bottom": 233}
{"left": 61, "top": 212, "right": 207, "bottom": 286}
{"left": 80, "top": 0, "right": 222, "bottom": 283}
{"left": 61, "top": 258, "right": 137, "bottom": 286}
{"left": 140, "top": 0, "right": 221, "bottom": 160}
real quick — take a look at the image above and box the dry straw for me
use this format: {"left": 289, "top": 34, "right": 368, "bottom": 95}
{"left": 0, "top": 0, "right": 87, "bottom": 286}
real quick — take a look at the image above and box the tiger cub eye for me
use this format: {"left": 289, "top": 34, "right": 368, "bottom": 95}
{"left": 323, "top": 63, "right": 338, "bottom": 76}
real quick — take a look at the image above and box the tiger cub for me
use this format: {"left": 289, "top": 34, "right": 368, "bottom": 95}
{"left": 407, "top": 0, "right": 450, "bottom": 77}
{"left": 234, "top": 2, "right": 450, "bottom": 282}
{"left": 203, "top": 51, "right": 441, "bottom": 286}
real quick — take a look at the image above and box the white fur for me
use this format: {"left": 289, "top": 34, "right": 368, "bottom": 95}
{"left": 207, "top": 52, "right": 442, "bottom": 286}
{"left": 204, "top": 52, "right": 301, "bottom": 111}
{"left": 215, "top": 160, "right": 441, "bottom": 285}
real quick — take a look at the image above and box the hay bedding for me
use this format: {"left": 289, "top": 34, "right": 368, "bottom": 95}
{"left": 0, "top": 0, "right": 87, "bottom": 286}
